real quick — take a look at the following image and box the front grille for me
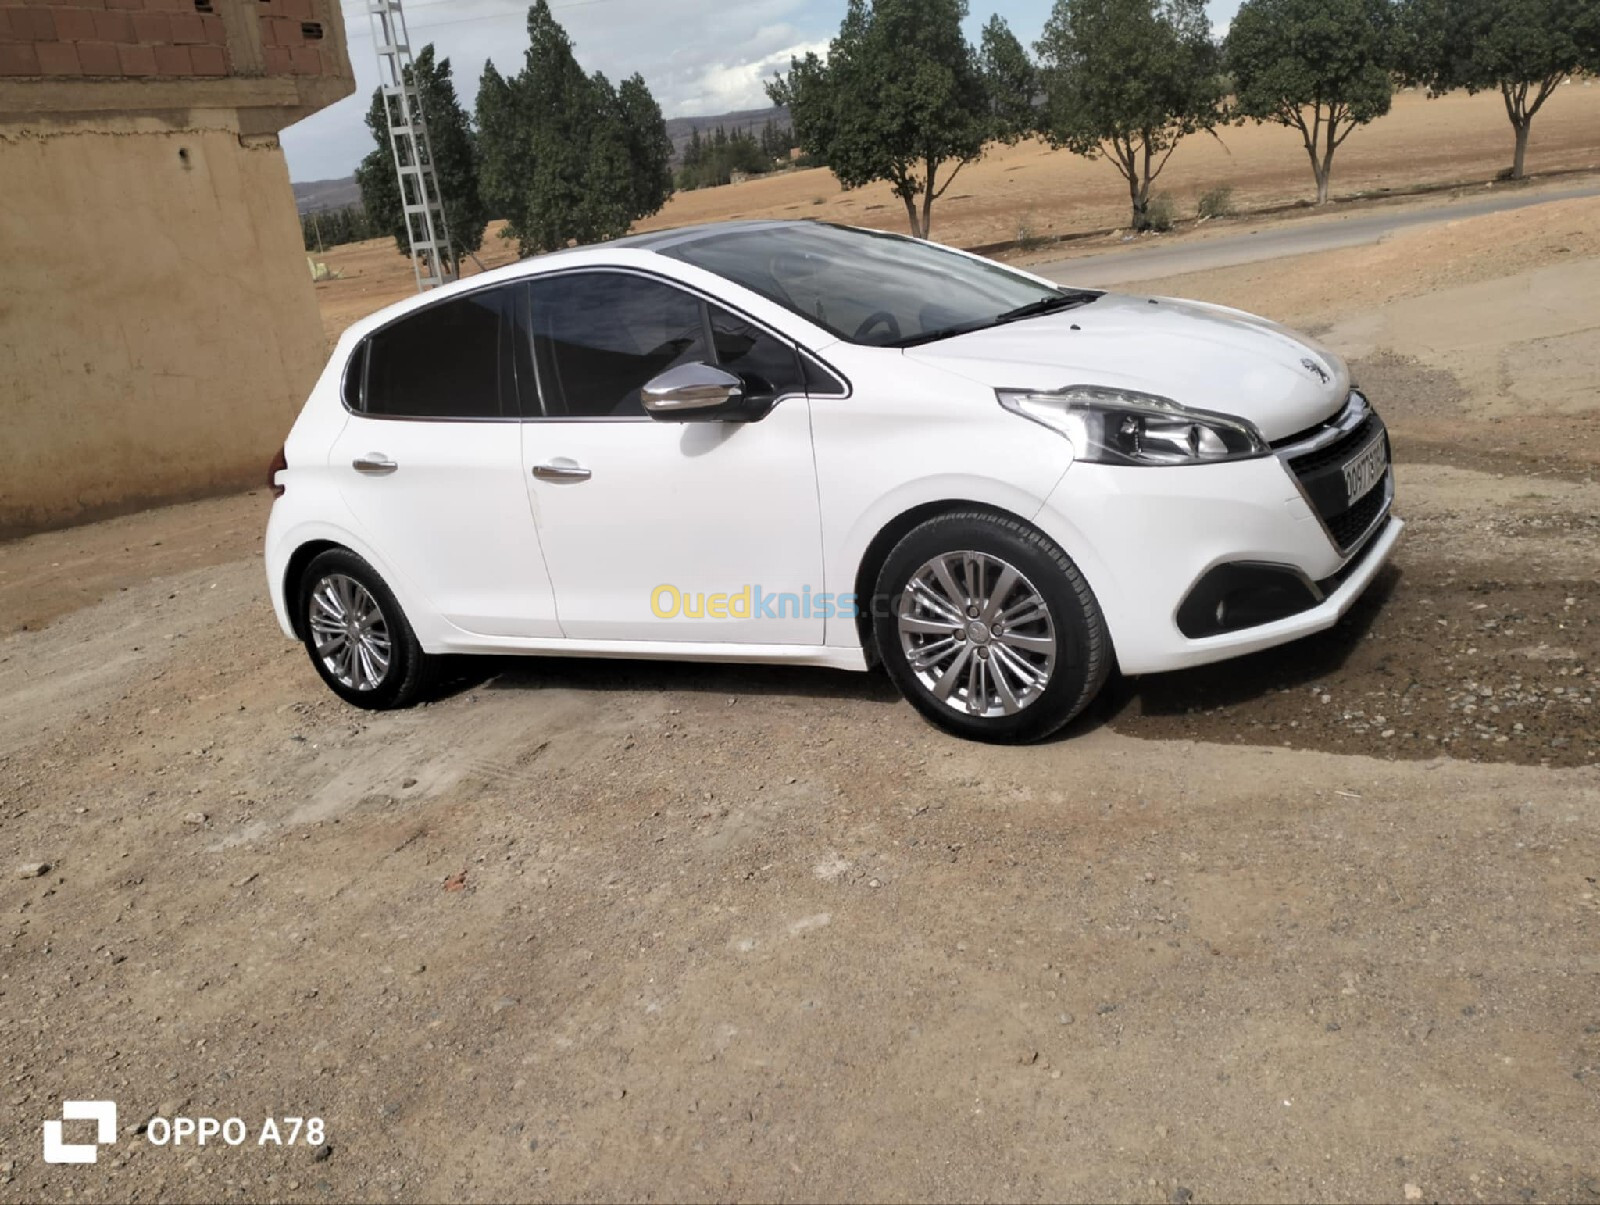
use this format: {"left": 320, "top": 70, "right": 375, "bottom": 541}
{"left": 1287, "top": 413, "right": 1380, "bottom": 477}
{"left": 1278, "top": 394, "right": 1392, "bottom": 554}
{"left": 1326, "top": 470, "right": 1390, "bottom": 547}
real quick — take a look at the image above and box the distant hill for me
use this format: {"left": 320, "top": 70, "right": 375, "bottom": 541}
{"left": 294, "top": 176, "right": 363, "bottom": 215}
{"left": 293, "top": 104, "right": 793, "bottom": 213}
{"left": 664, "top": 105, "right": 790, "bottom": 160}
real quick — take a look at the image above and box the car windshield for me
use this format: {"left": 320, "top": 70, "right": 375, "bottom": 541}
{"left": 658, "top": 223, "right": 1100, "bottom": 349}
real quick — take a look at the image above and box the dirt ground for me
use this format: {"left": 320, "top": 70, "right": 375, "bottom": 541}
{"left": 307, "top": 86, "right": 1600, "bottom": 348}
{"left": 3, "top": 196, "right": 1600, "bottom": 1203}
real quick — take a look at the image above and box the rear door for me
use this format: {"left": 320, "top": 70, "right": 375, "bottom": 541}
{"left": 330, "top": 284, "right": 560, "bottom": 638}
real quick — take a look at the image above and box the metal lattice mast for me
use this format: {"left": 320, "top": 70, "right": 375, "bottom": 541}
{"left": 368, "top": 0, "right": 455, "bottom": 292}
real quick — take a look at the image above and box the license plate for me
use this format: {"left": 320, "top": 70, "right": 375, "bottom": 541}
{"left": 1342, "top": 436, "right": 1388, "bottom": 506}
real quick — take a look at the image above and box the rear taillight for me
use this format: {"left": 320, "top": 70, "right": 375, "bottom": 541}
{"left": 269, "top": 444, "right": 287, "bottom": 498}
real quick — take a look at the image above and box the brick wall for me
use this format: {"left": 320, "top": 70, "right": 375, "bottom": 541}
{"left": 0, "top": 0, "right": 341, "bottom": 79}
{"left": 257, "top": 0, "right": 331, "bottom": 76}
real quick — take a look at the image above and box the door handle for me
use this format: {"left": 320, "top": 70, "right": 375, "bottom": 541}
{"left": 352, "top": 454, "right": 398, "bottom": 475}
{"left": 532, "top": 460, "right": 592, "bottom": 483}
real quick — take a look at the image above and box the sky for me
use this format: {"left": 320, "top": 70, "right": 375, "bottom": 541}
{"left": 282, "top": 0, "right": 1243, "bottom": 183}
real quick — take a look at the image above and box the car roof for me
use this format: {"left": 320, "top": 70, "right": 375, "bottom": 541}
{"left": 337, "top": 220, "right": 859, "bottom": 347}
{"left": 597, "top": 218, "right": 820, "bottom": 253}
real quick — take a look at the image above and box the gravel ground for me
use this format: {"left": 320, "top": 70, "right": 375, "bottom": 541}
{"left": 1, "top": 205, "right": 1597, "bottom": 1204}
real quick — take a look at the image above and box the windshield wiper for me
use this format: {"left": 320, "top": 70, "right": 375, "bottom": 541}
{"left": 889, "top": 320, "right": 995, "bottom": 349}
{"left": 887, "top": 290, "right": 1104, "bottom": 349}
{"left": 994, "top": 290, "right": 1102, "bottom": 325}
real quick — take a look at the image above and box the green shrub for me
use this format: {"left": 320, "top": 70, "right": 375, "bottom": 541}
{"left": 1015, "top": 215, "right": 1047, "bottom": 251}
{"left": 1197, "top": 185, "right": 1236, "bottom": 219}
{"left": 1141, "top": 193, "right": 1176, "bottom": 232}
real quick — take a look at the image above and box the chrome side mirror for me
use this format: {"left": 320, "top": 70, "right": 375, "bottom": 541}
{"left": 641, "top": 363, "right": 750, "bottom": 422}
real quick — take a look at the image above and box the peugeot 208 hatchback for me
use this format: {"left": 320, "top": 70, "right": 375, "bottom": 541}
{"left": 266, "top": 221, "right": 1399, "bottom": 742}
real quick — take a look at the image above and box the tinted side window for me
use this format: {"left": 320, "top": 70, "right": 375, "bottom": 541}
{"left": 708, "top": 304, "right": 804, "bottom": 402}
{"left": 365, "top": 288, "right": 513, "bottom": 419}
{"left": 342, "top": 341, "right": 366, "bottom": 410}
{"left": 529, "top": 273, "right": 709, "bottom": 418}
{"left": 802, "top": 354, "right": 848, "bottom": 398}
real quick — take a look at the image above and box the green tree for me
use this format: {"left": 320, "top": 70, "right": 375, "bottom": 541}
{"left": 584, "top": 71, "right": 643, "bottom": 244}
{"left": 1397, "top": 0, "right": 1600, "bottom": 179}
{"left": 303, "top": 204, "right": 384, "bottom": 253}
{"left": 1036, "top": 0, "right": 1224, "bottom": 230}
{"left": 769, "top": 0, "right": 989, "bottom": 239}
{"left": 676, "top": 127, "right": 774, "bottom": 190}
{"left": 981, "top": 14, "right": 1039, "bottom": 144}
{"left": 1226, "top": 0, "right": 1396, "bottom": 204}
{"left": 476, "top": 1, "right": 674, "bottom": 254}
{"left": 353, "top": 45, "right": 487, "bottom": 269}
{"left": 617, "top": 73, "right": 677, "bottom": 219}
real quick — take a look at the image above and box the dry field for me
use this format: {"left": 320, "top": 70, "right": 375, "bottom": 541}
{"left": 310, "top": 86, "right": 1600, "bottom": 346}
{"left": 1, "top": 180, "right": 1598, "bottom": 1200}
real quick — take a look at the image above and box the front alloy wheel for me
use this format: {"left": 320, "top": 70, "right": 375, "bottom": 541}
{"left": 874, "top": 511, "right": 1110, "bottom": 743}
{"left": 896, "top": 551, "right": 1058, "bottom": 717}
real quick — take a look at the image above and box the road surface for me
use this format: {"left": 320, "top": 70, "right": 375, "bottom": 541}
{"left": 1037, "top": 179, "right": 1600, "bottom": 288}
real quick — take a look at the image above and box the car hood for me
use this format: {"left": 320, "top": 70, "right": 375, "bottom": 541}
{"left": 904, "top": 293, "right": 1349, "bottom": 442}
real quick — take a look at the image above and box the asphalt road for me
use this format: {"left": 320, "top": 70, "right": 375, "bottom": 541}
{"left": 1037, "top": 179, "right": 1600, "bottom": 288}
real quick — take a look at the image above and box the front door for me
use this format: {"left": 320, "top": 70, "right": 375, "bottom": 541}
{"left": 520, "top": 270, "right": 824, "bottom": 644}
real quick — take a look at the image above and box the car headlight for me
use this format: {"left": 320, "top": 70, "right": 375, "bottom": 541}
{"left": 997, "top": 385, "right": 1267, "bottom": 466}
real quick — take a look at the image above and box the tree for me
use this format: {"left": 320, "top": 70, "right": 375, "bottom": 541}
{"left": 759, "top": 118, "right": 795, "bottom": 160}
{"left": 1036, "top": 0, "right": 1224, "bottom": 230}
{"left": 476, "top": 1, "right": 674, "bottom": 254}
{"left": 683, "top": 127, "right": 706, "bottom": 178}
{"left": 1397, "top": 0, "right": 1600, "bottom": 179}
{"left": 768, "top": 0, "right": 989, "bottom": 239}
{"left": 1226, "top": 0, "right": 1396, "bottom": 204}
{"left": 617, "top": 73, "right": 676, "bottom": 218}
{"left": 302, "top": 204, "right": 381, "bottom": 253}
{"left": 676, "top": 127, "right": 775, "bottom": 190}
{"left": 980, "top": 14, "right": 1039, "bottom": 144}
{"left": 354, "top": 45, "right": 487, "bottom": 269}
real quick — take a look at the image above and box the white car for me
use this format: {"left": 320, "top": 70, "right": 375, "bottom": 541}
{"left": 265, "top": 220, "right": 1399, "bottom": 742}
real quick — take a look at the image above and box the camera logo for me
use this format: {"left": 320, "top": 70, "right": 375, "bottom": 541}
{"left": 43, "top": 1100, "right": 117, "bottom": 1164}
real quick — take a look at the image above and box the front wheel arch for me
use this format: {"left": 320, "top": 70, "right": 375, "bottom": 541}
{"left": 852, "top": 501, "right": 1040, "bottom": 664}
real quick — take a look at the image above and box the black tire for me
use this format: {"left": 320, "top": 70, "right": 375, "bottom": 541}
{"left": 872, "top": 511, "right": 1110, "bottom": 743}
{"left": 296, "top": 548, "right": 437, "bottom": 710}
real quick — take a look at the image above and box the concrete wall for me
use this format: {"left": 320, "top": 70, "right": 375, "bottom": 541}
{"left": 0, "top": 0, "right": 352, "bottom": 535}
{"left": 0, "top": 115, "right": 328, "bottom": 535}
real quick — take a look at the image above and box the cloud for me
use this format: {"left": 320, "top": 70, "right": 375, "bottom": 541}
{"left": 671, "top": 37, "right": 829, "bottom": 114}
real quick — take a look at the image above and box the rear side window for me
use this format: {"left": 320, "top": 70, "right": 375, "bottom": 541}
{"left": 342, "top": 341, "right": 366, "bottom": 410}
{"left": 363, "top": 287, "right": 516, "bottom": 419}
{"left": 529, "top": 272, "right": 709, "bottom": 419}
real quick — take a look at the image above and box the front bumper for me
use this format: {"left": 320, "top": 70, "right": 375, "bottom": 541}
{"left": 1034, "top": 451, "right": 1399, "bottom": 676}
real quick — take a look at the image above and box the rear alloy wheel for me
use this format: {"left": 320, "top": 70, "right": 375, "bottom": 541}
{"left": 874, "top": 512, "right": 1109, "bottom": 742}
{"left": 298, "top": 549, "right": 436, "bottom": 710}
{"left": 309, "top": 573, "right": 392, "bottom": 693}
